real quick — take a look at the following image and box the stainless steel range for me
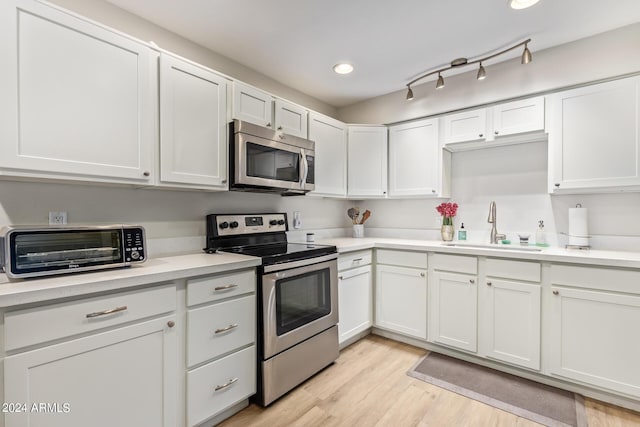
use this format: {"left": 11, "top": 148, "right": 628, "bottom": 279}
{"left": 205, "top": 213, "right": 338, "bottom": 406}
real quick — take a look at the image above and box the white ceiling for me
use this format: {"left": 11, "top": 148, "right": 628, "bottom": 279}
{"left": 104, "top": 0, "right": 640, "bottom": 108}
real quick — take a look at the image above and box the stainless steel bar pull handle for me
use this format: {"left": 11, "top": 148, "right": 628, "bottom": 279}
{"left": 214, "top": 284, "right": 238, "bottom": 291}
{"left": 215, "top": 324, "right": 239, "bottom": 334}
{"left": 86, "top": 305, "right": 127, "bottom": 318}
{"left": 214, "top": 377, "right": 239, "bottom": 391}
{"left": 300, "top": 148, "right": 309, "bottom": 188}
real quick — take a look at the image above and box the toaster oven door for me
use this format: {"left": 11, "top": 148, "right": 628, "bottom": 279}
{"left": 5, "top": 228, "right": 125, "bottom": 278}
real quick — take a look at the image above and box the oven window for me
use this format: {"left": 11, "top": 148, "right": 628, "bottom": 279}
{"left": 246, "top": 142, "right": 300, "bottom": 183}
{"left": 12, "top": 230, "right": 123, "bottom": 273}
{"left": 275, "top": 268, "right": 331, "bottom": 336}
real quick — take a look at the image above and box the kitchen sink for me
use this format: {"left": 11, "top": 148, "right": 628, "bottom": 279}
{"left": 442, "top": 242, "right": 543, "bottom": 252}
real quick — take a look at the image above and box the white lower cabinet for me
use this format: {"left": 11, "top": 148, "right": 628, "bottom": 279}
{"left": 375, "top": 250, "right": 428, "bottom": 340}
{"left": 3, "top": 287, "right": 177, "bottom": 427}
{"left": 338, "top": 265, "right": 372, "bottom": 345}
{"left": 185, "top": 269, "right": 257, "bottom": 426}
{"left": 548, "top": 265, "right": 640, "bottom": 398}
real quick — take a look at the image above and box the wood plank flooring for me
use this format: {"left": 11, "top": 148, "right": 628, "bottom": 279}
{"left": 218, "top": 335, "right": 640, "bottom": 427}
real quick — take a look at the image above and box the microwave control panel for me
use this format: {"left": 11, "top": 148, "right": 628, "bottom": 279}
{"left": 123, "top": 227, "right": 145, "bottom": 262}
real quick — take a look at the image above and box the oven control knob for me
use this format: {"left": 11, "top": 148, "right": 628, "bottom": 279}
{"left": 130, "top": 250, "right": 140, "bottom": 260}
{"left": 229, "top": 221, "right": 239, "bottom": 229}
{"left": 269, "top": 219, "right": 278, "bottom": 226}
{"left": 277, "top": 219, "right": 285, "bottom": 226}
{"left": 219, "top": 221, "right": 229, "bottom": 229}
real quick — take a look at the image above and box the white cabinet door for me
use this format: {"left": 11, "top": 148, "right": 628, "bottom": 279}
{"left": 160, "top": 53, "right": 228, "bottom": 189}
{"left": 232, "top": 82, "right": 273, "bottom": 127}
{"left": 347, "top": 126, "right": 388, "bottom": 198}
{"left": 4, "top": 315, "right": 177, "bottom": 427}
{"left": 274, "top": 99, "right": 308, "bottom": 138}
{"left": 442, "top": 108, "right": 487, "bottom": 145}
{"left": 338, "top": 265, "right": 372, "bottom": 345}
{"left": 388, "top": 118, "right": 441, "bottom": 197}
{"left": 492, "top": 96, "right": 545, "bottom": 137}
{"left": 548, "top": 76, "right": 640, "bottom": 192}
{"left": 375, "top": 264, "right": 427, "bottom": 339}
{"left": 0, "top": 0, "right": 156, "bottom": 184}
{"left": 548, "top": 287, "right": 640, "bottom": 398}
{"left": 308, "top": 112, "right": 347, "bottom": 197}
{"left": 480, "top": 278, "right": 541, "bottom": 370}
{"left": 429, "top": 271, "right": 478, "bottom": 352}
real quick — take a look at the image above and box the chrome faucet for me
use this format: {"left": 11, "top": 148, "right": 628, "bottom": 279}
{"left": 487, "top": 201, "right": 506, "bottom": 244}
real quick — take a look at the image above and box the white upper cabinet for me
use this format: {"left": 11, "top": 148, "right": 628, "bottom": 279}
{"left": 492, "top": 96, "right": 545, "bottom": 137}
{"left": 274, "top": 99, "right": 308, "bottom": 138}
{"left": 159, "top": 52, "right": 228, "bottom": 190}
{"left": 388, "top": 118, "right": 449, "bottom": 197}
{"left": 308, "top": 112, "right": 347, "bottom": 197}
{"left": 347, "top": 126, "right": 388, "bottom": 198}
{"left": 232, "top": 82, "right": 273, "bottom": 128}
{"left": 548, "top": 76, "right": 640, "bottom": 192}
{"left": 442, "top": 108, "right": 487, "bottom": 144}
{"left": 0, "top": 0, "right": 157, "bottom": 184}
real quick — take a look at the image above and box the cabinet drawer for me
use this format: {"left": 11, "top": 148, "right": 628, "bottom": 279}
{"left": 338, "top": 250, "right": 372, "bottom": 271}
{"left": 376, "top": 249, "right": 427, "bottom": 268}
{"left": 431, "top": 253, "right": 477, "bottom": 274}
{"left": 5, "top": 284, "right": 176, "bottom": 351}
{"left": 550, "top": 264, "right": 640, "bottom": 294}
{"left": 486, "top": 258, "right": 540, "bottom": 282}
{"left": 187, "top": 345, "right": 256, "bottom": 427}
{"left": 187, "top": 295, "right": 256, "bottom": 367}
{"left": 187, "top": 269, "right": 255, "bottom": 307}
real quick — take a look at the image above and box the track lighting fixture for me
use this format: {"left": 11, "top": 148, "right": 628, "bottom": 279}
{"left": 405, "top": 38, "right": 532, "bottom": 101}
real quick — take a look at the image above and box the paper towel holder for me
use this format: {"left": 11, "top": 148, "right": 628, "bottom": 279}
{"left": 566, "top": 203, "right": 591, "bottom": 250}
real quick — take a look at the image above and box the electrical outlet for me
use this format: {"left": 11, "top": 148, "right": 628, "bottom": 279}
{"left": 293, "top": 211, "right": 301, "bottom": 229}
{"left": 49, "top": 211, "right": 68, "bottom": 225}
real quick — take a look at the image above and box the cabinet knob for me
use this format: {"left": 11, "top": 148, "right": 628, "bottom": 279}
{"left": 470, "top": 279, "right": 475, "bottom": 284}
{"left": 494, "top": 131, "right": 499, "bottom": 135}
{"left": 553, "top": 290, "right": 559, "bottom": 295}
{"left": 167, "top": 321, "right": 175, "bottom": 328}
{"left": 554, "top": 183, "right": 560, "bottom": 188}
{"left": 479, "top": 134, "right": 483, "bottom": 138}
{"left": 143, "top": 171, "right": 150, "bottom": 177}
{"left": 339, "top": 275, "right": 344, "bottom": 280}
{"left": 420, "top": 272, "right": 425, "bottom": 277}
{"left": 222, "top": 179, "right": 227, "bottom": 184}
{"left": 277, "top": 126, "right": 283, "bottom": 130}
{"left": 487, "top": 281, "right": 492, "bottom": 286}
{"left": 266, "top": 122, "right": 272, "bottom": 127}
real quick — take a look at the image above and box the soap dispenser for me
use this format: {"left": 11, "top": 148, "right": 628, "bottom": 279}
{"left": 458, "top": 223, "right": 467, "bottom": 241}
{"left": 536, "top": 220, "right": 546, "bottom": 246}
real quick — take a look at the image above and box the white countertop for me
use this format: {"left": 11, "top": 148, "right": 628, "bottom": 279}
{"left": 0, "top": 252, "right": 261, "bottom": 308}
{"left": 314, "top": 237, "right": 640, "bottom": 269}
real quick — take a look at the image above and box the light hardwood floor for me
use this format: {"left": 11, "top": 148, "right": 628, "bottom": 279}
{"left": 219, "top": 335, "right": 640, "bottom": 427}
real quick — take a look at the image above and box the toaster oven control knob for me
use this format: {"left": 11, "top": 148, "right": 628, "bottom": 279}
{"left": 130, "top": 250, "right": 141, "bottom": 260}
{"left": 219, "top": 221, "right": 229, "bottom": 229}
{"left": 229, "top": 221, "right": 239, "bottom": 229}
{"left": 269, "top": 219, "right": 278, "bottom": 226}
{"left": 277, "top": 219, "right": 285, "bottom": 226}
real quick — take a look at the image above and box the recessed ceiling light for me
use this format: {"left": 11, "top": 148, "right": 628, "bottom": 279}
{"left": 509, "top": 0, "right": 540, "bottom": 9}
{"left": 333, "top": 63, "right": 354, "bottom": 74}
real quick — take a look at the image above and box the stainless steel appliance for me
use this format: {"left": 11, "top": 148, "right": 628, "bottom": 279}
{"left": 0, "top": 225, "right": 146, "bottom": 279}
{"left": 205, "top": 213, "right": 338, "bottom": 406}
{"left": 229, "top": 120, "right": 315, "bottom": 195}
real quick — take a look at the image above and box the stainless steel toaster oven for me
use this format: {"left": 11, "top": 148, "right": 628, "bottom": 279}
{"left": 0, "top": 225, "right": 146, "bottom": 279}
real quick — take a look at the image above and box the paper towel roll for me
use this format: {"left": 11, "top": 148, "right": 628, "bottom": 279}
{"left": 568, "top": 206, "right": 589, "bottom": 246}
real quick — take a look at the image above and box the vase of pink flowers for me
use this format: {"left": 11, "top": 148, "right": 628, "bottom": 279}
{"left": 436, "top": 202, "right": 458, "bottom": 241}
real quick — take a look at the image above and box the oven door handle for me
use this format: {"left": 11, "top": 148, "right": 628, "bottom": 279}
{"left": 299, "top": 148, "right": 309, "bottom": 189}
{"left": 263, "top": 252, "right": 338, "bottom": 273}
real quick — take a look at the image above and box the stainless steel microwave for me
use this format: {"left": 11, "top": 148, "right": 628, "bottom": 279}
{"left": 229, "top": 119, "right": 315, "bottom": 195}
{"left": 0, "top": 225, "right": 146, "bottom": 279}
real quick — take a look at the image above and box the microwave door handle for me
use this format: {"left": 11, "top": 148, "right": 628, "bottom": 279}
{"left": 300, "top": 148, "right": 309, "bottom": 188}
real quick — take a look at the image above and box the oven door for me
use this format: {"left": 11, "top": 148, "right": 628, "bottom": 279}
{"left": 235, "top": 132, "right": 314, "bottom": 192}
{"left": 261, "top": 254, "right": 338, "bottom": 359}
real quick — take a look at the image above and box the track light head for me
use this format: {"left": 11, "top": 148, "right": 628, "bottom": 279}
{"left": 477, "top": 63, "right": 487, "bottom": 80}
{"left": 406, "top": 86, "right": 414, "bottom": 100}
{"left": 436, "top": 73, "right": 445, "bottom": 90}
{"left": 521, "top": 44, "right": 532, "bottom": 64}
